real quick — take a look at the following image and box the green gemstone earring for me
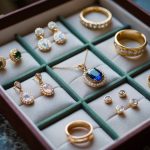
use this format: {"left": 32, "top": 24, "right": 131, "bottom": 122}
{"left": 9, "top": 49, "right": 22, "bottom": 63}
{"left": 0, "top": 56, "right": 6, "bottom": 70}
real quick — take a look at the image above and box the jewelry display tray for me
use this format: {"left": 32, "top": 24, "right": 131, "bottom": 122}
{"left": 0, "top": 0, "right": 150, "bottom": 149}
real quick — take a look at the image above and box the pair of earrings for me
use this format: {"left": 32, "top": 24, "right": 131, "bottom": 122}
{"left": 0, "top": 49, "right": 22, "bottom": 70}
{"left": 35, "top": 21, "right": 66, "bottom": 52}
{"left": 104, "top": 90, "right": 139, "bottom": 115}
{"left": 14, "top": 73, "right": 54, "bottom": 105}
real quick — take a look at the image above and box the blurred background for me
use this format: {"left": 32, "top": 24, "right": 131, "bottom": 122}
{"left": 0, "top": 0, "right": 39, "bottom": 15}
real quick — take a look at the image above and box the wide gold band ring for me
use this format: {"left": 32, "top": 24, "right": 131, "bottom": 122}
{"left": 80, "top": 6, "right": 112, "bottom": 30}
{"left": 114, "top": 29, "right": 147, "bottom": 59}
{"left": 65, "top": 120, "right": 94, "bottom": 144}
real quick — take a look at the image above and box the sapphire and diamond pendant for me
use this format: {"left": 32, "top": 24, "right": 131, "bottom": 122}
{"left": 35, "top": 28, "right": 51, "bottom": 52}
{"left": 77, "top": 64, "right": 106, "bottom": 88}
{"left": 34, "top": 73, "right": 54, "bottom": 96}
{"left": 14, "top": 81, "right": 34, "bottom": 105}
{"left": 48, "top": 21, "right": 67, "bottom": 45}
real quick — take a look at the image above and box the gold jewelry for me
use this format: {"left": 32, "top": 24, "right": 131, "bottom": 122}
{"left": 115, "top": 105, "right": 125, "bottom": 115}
{"left": 14, "top": 81, "right": 34, "bottom": 105}
{"left": 80, "top": 6, "right": 112, "bottom": 30}
{"left": 118, "top": 90, "right": 127, "bottom": 98}
{"left": 128, "top": 99, "right": 138, "bottom": 108}
{"left": 65, "top": 120, "right": 94, "bottom": 144}
{"left": 9, "top": 49, "right": 22, "bottom": 63}
{"left": 35, "top": 27, "right": 51, "bottom": 52}
{"left": 104, "top": 96, "right": 112, "bottom": 104}
{"left": 114, "top": 29, "right": 147, "bottom": 59}
{"left": 53, "top": 50, "right": 106, "bottom": 88}
{"left": 34, "top": 73, "right": 54, "bottom": 96}
{"left": 48, "top": 21, "right": 67, "bottom": 45}
{"left": 148, "top": 75, "right": 150, "bottom": 87}
{"left": 0, "top": 56, "right": 6, "bottom": 70}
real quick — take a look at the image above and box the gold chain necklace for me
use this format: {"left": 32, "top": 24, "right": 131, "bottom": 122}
{"left": 53, "top": 50, "right": 106, "bottom": 88}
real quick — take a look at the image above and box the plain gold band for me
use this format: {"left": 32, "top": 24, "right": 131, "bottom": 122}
{"left": 65, "top": 120, "right": 94, "bottom": 143}
{"left": 80, "top": 6, "right": 112, "bottom": 29}
{"left": 114, "top": 29, "right": 147, "bottom": 58}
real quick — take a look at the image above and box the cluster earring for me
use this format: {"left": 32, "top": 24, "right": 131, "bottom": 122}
{"left": 48, "top": 21, "right": 67, "bottom": 45}
{"left": 9, "top": 49, "right": 22, "bottom": 63}
{"left": 35, "top": 27, "right": 52, "bottom": 52}
{"left": 14, "top": 81, "right": 34, "bottom": 105}
{"left": 0, "top": 56, "right": 6, "bottom": 70}
{"left": 34, "top": 73, "right": 54, "bottom": 96}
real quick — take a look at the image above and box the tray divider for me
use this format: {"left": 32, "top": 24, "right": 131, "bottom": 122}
{"left": 127, "top": 75, "right": 150, "bottom": 101}
{"left": 16, "top": 34, "right": 46, "bottom": 65}
{"left": 46, "top": 66, "right": 83, "bottom": 102}
{"left": 37, "top": 101, "right": 82, "bottom": 130}
{"left": 84, "top": 76, "right": 126, "bottom": 103}
{"left": 82, "top": 101, "right": 119, "bottom": 140}
{"left": 89, "top": 43, "right": 125, "bottom": 76}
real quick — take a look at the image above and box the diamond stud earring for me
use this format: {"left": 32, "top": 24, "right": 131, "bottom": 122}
{"left": 14, "top": 81, "right": 34, "bottom": 105}
{"left": 118, "top": 90, "right": 127, "bottom": 98}
{"left": 35, "top": 27, "right": 52, "bottom": 52}
{"left": 34, "top": 73, "right": 54, "bottom": 96}
{"left": 48, "top": 21, "right": 67, "bottom": 45}
{"left": 104, "top": 96, "right": 112, "bottom": 104}
{"left": 128, "top": 98, "right": 138, "bottom": 108}
{"left": 115, "top": 105, "right": 125, "bottom": 115}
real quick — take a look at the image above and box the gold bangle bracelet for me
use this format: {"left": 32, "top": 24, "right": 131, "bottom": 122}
{"left": 65, "top": 120, "right": 94, "bottom": 144}
{"left": 80, "top": 6, "right": 112, "bottom": 30}
{"left": 114, "top": 29, "right": 147, "bottom": 59}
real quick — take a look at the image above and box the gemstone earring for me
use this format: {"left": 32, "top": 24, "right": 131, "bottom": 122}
{"left": 0, "top": 56, "right": 6, "bottom": 70}
{"left": 104, "top": 96, "right": 112, "bottom": 104}
{"left": 34, "top": 73, "right": 54, "bottom": 96}
{"left": 48, "top": 21, "right": 67, "bottom": 45}
{"left": 35, "top": 27, "right": 52, "bottom": 52}
{"left": 14, "top": 81, "right": 34, "bottom": 105}
{"left": 128, "top": 98, "right": 138, "bottom": 108}
{"left": 118, "top": 90, "right": 127, "bottom": 98}
{"left": 115, "top": 105, "right": 125, "bottom": 115}
{"left": 9, "top": 49, "right": 22, "bottom": 63}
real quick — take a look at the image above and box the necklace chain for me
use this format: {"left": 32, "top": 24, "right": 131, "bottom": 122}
{"left": 53, "top": 49, "right": 89, "bottom": 72}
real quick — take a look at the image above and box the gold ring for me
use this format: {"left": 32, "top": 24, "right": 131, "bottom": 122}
{"left": 80, "top": 6, "right": 112, "bottom": 30}
{"left": 114, "top": 29, "right": 147, "bottom": 59}
{"left": 65, "top": 120, "right": 94, "bottom": 144}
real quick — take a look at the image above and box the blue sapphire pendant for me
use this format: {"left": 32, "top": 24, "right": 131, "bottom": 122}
{"left": 83, "top": 68, "right": 106, "bottom": 88}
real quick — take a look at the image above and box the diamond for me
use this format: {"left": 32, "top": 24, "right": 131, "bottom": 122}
{"left": 41, "top": 83, "right": 54, "bottom": 96}
{"left": 38, "top": 38, "right": 51, "bottom": 52}
{"left": 119, "top": 90, "right": 127, "bottom": 98}
{"left": 53, "top": 31, "right": 66, "bottom": 44}
{"left": 21, "top": 92, "right": 34, "bottom": 105}
{"left": 48, "top": 21, "right": 58, "bottom": 30}
{"left": 129, "top": 98, "right": 138, "bottom": 108}
{"left": 115, "top": 105, "right": 125, "bottom": 115}
{"left": 104, "top": 96, "right": 112, "bottom": 104}
{"left": 35, "top": 28, "right": 44, "bottom": 37}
